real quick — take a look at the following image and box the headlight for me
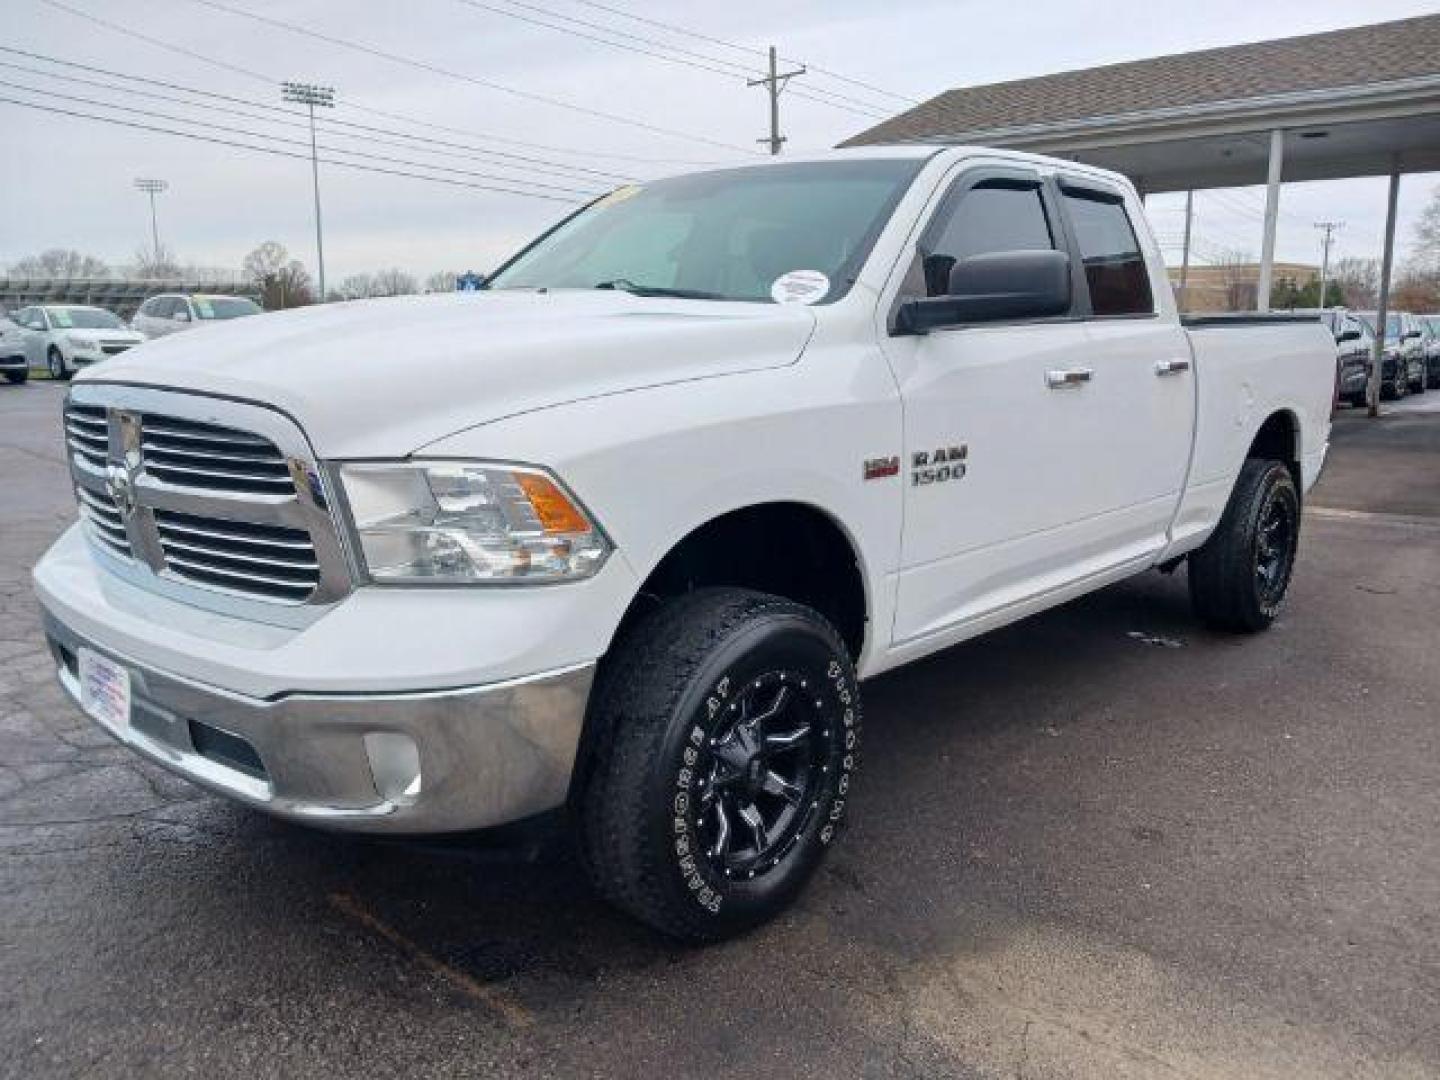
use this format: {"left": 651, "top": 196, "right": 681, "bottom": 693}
{"left": 65, "top": 335, "right": 95, "bottom": 350}
{"left": 338, "top": 461, "right": 610, "bottom": 584}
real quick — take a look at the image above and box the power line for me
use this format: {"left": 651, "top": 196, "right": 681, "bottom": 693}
{"left": 28, "top": 1, "right": 721, "bottom": 167}
{"left": 181, "top": 0, "right": 759, "bottom": 153}
{"left": 563, "top": 0, "right": 920, "bottom": 106}
{"left": 0, "top": 49, "right": 636, "bottom": 184}
{"left": 0, "top": 83, "right": 602, "bottom": 199}
{"left": 449, "top": 0, "right": 891, "bottom": 119}
{"left": 0, "top": 94, "right": 589, "bottom": 202}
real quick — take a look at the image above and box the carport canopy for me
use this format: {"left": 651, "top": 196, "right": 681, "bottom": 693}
{"left": 842, "top": 14, "right": 1440, "bottom": 414}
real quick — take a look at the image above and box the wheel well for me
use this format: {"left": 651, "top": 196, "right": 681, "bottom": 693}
{"left": 615, "top": 503, "right": 868, "bottom": 662}
{"left": 1247, "top": 410, "right": 1300, "bottom": 489}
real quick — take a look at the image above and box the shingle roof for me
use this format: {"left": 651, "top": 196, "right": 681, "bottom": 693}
{"left": 841, "top": 15, "right": 1440, "bottom": 146}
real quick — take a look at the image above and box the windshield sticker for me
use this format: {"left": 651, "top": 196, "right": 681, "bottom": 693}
{"left": 194, "top": 298, "right": 214, "bottom": 318}
{"left": 50, "top": 309, "right": 73, "bottom": 328}
{"left": 770, "top": 270, "right": 830, "bottom": 306}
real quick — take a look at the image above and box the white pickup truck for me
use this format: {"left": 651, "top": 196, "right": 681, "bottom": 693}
{"left": 34, "top": 146, "right": 1335, "bottom": 941}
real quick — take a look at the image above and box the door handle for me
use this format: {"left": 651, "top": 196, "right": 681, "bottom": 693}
{"left": 1154, "top": 357, "right": 1191, "bottom": 376}
{"left": 1046, "top": 367, "right": 1093, "bottom": 389}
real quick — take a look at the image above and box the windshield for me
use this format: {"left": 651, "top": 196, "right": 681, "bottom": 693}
{"left": 47, "top": 307, "right": 123, "bottom": 330}
{"left": 193, "top": 297, "right": 261, "bottom": 320}
{"left": 488, "top": 159, "right": 925, "bottom": 304}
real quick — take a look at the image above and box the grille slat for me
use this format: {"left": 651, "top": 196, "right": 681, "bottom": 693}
{"left": 63, "top": 404, "right": 109, "bottom": 469}
{"left": 141, "top": 415, "right": 294, "bottom": 495}
{"left": 164, "top": 554, "right": 317, "bottom": 600}
{"left": 76, "top": 488, "right": 132, "bottom": 559}
{"left": 153, "top": 508, "right": 319, "bottom": 602}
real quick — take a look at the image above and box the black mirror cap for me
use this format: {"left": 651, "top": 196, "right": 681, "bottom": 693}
{"left": 894, "top": 250, "right": 1072, "bottom": 335}
{"left": 1337, "top": 328, "right": 1362, "bottom": 343}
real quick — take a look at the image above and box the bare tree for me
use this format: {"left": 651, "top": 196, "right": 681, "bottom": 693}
{"left": 9, "top": 248, "right": 110, "bottom": 278}
{"left": 425, "top": 270, "right": 459, "bottom": 293}
{"left": 1331, "top": 257, "right": 1380, "bottom": 309}
{"left": 1215, "top": 249, "right": 1257, "bottom": 312}
{"left": 1393, "top": 265, "right": 1440, "bottom": 312}
{"left": 1415, "top": 184, "right": 1440, "bottom": 273}
{"left": 369, "top": 268, "right": 418, "bottom": 297}
{"left": 242, "top": 241, "right": 289, "bottom": 284}
{"left": 336, "top": 273, "right": 375, "bottom": 301}
{"left": 132, "top": 243, "right": 181, "bottom": 279}
{"left": 242, "top": 242, "right": 313, "bottom": 309}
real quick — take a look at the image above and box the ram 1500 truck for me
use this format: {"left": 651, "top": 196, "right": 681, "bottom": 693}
{"left": 34, "top": 147, "right": 1335, "bottom": 941}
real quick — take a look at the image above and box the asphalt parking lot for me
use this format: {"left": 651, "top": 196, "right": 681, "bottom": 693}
{"left": 2, "top": 381, "right": 1438, "bottom": 1079}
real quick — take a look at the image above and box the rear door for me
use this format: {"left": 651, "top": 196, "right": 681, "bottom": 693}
{"left": 1055, "top": 177, "right": 1194, "bottom": 557}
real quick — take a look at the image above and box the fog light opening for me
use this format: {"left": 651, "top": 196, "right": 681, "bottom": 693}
{"left": 364, "top": 732, "right": 422, "bottom": 803}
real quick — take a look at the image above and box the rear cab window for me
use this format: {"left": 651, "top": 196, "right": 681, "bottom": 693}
{"left": 1060, "top": 186, "right": 1154, "bottom": 317}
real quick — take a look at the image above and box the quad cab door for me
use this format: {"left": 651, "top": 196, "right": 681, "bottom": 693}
{"left": 880, "top": 165, "right": 1194, "bottom": 652}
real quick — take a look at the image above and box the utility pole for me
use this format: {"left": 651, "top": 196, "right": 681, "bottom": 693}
{"left": 281, "top": 81, "right": 335, "bottom": 301}
{"left": 747, "top": 46, "right": 805, "bottom": 155}
{"left": 1313, "top": 220, "right": 1342, "bottom": 309}
{"left": 1178, "top": 189, "right": 1194, "bottom": 314}
{"left": 133, "top": 177, "right": 168, "bottom": 267}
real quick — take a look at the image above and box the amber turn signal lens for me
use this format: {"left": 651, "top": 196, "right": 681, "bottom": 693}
{"left": 515, "top": 471, "right": 591, "bottom": 534}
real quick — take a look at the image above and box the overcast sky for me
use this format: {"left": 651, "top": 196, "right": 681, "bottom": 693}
{"left": 3, "top": 0, "right": 1437, "bottom": 286}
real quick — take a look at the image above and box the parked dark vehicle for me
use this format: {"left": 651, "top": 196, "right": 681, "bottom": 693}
{"left": 1357, "top": 310, "right": 1426, "bottom": 399}
{"left": 1419, "top": 314, "right": 1440, "bottom": 390}
{"left": 1303, "top": 308, "right": 1376, "bottom": 407}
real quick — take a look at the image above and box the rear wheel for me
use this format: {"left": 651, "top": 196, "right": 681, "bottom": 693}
{"left": 47, "top": 347, "right": 69, "bottom": 381}
{"left": 578, "top": 588, "right": 859, "bottom": 942}
{"left": 1189, "top": 458, "right": 1300, "bottom": 633}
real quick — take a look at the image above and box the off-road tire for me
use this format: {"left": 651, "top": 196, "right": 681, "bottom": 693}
{"left": 3, "top": 369, "right": 26, "bottom": 384}
{"left": 1188, "top": 458, "right": 1300, "bottom": 633}
{"left": 578, "top": 588, "right": 860, "bottom": 943}
{"left": 47, "top": 347, "right": 69, "bottom": 381}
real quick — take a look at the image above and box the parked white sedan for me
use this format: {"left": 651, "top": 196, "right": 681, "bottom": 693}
{"left": 8, "top": 305, "right": 146, "bottom": 380}
{"left": 132, "top": 294, "right": 262, "bottom": 339}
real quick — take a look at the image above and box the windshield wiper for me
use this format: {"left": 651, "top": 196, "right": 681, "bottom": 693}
{"left": 593, "top": 279, "right": 726, "bottom": 301}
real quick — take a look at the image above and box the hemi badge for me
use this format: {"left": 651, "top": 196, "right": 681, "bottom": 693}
{"left": 863, "top": 456, "right": 900, "bottom": 481}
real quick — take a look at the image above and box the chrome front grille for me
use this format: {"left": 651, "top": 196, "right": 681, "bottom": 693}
{"left": 141, "top": 416, "right": 295, "bottom": 495}
{"left": 62, "top": 386, "right": 351, "bottom": 614}
{"left": 154, "top": 510, "right": 319, "bottom": 602}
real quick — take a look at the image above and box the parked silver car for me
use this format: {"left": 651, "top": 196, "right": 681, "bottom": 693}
{"left": 7, "top": 305, "right": 146, "bottom": 380}
{"left": 131, "top": 294, "right": 262, "bottom": 339}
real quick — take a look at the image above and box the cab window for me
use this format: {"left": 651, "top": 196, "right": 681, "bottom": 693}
{"left": 921, "top": 180, "right": 1055, "bottom": 297}
{"left": 1061, "top": 190, "right": 1154, "bottom": 317}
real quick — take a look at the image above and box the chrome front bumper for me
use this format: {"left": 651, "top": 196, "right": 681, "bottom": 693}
{"left": 43, "top": 609, "right": 594, "bottom": 834}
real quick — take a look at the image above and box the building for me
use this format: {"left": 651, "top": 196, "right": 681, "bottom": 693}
{"left": 1168, "top": 262, "right": 1319, "bottom": 313}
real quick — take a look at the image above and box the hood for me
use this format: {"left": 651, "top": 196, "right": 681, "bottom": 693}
{"left": 79, "top": 290, "right": 816, "bottom": 457}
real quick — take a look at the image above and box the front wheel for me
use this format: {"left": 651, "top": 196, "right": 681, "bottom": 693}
{"left": 4, "top": 369, "right": 26, "bottom": 384}
{"left": 1189, "top": 458, "right": 1300, "bottom": 633}
{"left": 578, "top": 588, "right": 860, "bottom": 942}
{"left": 47, "top": 347, "right": 70, "bottom": 381}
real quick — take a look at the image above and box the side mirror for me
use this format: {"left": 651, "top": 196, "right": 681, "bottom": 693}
{"left": 1337, "top": 328, "right": 1361, "bottom": 343}
{"left": 173, "top": 309, "right": 191, "bottom": 322}
{"left": 1404, "top": 329, "right": 1422, "bottom": 339}
{"left": 894, "top": 250, "right": 1071, "bottom": 335}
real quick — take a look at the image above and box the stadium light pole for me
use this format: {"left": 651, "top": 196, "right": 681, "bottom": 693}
{"left": 281, "top": 81, "right": 335, "bottom": 301}
{"left": 133, "top": 177, "right": 168, "bottom": 265}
